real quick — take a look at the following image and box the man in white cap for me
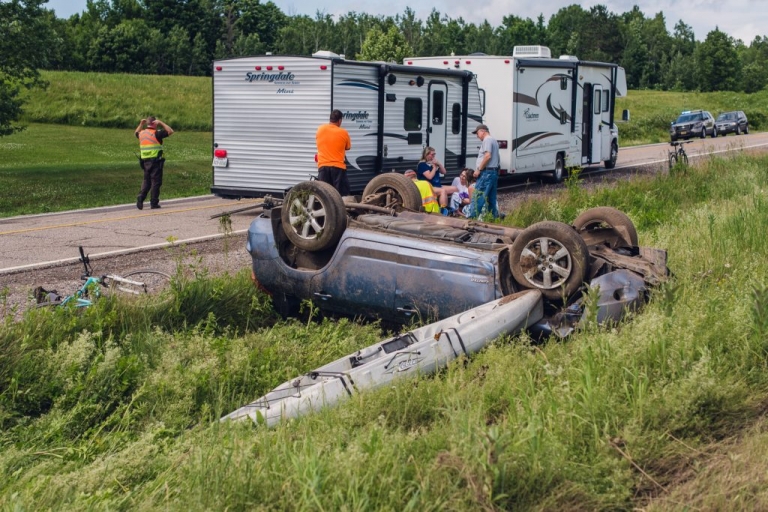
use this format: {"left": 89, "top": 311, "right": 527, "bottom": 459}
{"left": 470, "top": 123, "right": 500, "bottom": 219}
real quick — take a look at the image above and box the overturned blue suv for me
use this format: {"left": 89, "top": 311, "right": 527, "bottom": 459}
{"left": 246, "top": 175, "right": 669, "bottom": 336}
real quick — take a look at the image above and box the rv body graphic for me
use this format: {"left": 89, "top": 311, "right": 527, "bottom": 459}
{"left": 211, "top": 53, "right": 484, "bottom": 198}
{"left": 406, "top": 46, "right": 628, "bottom": 182}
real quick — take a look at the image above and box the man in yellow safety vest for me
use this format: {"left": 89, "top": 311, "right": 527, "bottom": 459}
{"left": 404, "top": 169, "right": 440, "bottom": 214}
{"left": 135, "top": 116, "right": 174, "bottom": 210}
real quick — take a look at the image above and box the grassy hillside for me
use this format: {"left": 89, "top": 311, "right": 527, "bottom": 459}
{"left": 21, "top": 71, "right": 211, "bottom": 131}
{"left": 616, "top": 89, "right": 768, "bottom": 145}
{"left": 2, "top": 151, "right": 768, "bottom": 509}
{"left": 0, "top": 124, "right": 212, "bottom": 216}
{"left": 19, "top": 70, "right": 768, "bottom": 142}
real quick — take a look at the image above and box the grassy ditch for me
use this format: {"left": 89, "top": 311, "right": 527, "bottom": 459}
{"left": 2, "top": 152, "right": 768, "bottom": 510}
{"left": 0, "top": 124, "right": 211, "bottom": 216}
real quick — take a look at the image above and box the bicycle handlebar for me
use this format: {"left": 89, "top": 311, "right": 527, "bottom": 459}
{"left": 670, "top": 140, "right": 693, "bottom": 146}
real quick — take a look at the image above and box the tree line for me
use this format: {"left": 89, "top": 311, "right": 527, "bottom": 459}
{"left": 3, "top": 0, "right": 768, "bottom": 134}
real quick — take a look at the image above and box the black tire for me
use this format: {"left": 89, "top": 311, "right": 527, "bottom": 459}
{"left": 550, "top": 153, "right": 566, "bottom": 183}
{"left": 572, "top": 206, "right": 639, "bottom": 248}
{"left": 114, "top": 270, "right": 171, "bottom": 295}
{"left": 604, "top": 141, "right": 618, "bottom": 169}
{"left": 700, "top": 127, "right": 707, "bottom": 139}
{"left": 362, "top": 173, "right": 422, "bottom": 211}
{"left": 509, "top": 221, "right": 589, "bottom": 301}
{"left": 736, "top": 125, "right": 741, "bottom": 136}
{"left": 711, "top": 126, "right": 718, "bottom": 138}
{"left": 668, "top": 153, "right": 677, "bottom": 171}
{"left": 745, "top": 124, "right": 749, "bottom": 135}
{"left": 281, "top": 181, "right": 346, "bottom": 252}
{"left": 670, "top": 136, "right": 678, "bottom": 142}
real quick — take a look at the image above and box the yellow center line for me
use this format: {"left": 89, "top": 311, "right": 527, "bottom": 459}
{"left": 0, "top": 200, "right": 260, "bottom": 236}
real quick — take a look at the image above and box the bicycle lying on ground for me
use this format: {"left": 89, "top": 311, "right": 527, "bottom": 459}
{"left": 668, "top": 140, "right": 692, "bottom": 170}
{"left": 34, "top": 247, "right": 171, "bottom": 308}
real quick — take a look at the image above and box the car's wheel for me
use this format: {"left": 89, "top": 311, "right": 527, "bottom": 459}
{"left": 362, "top": 173, "right": 422, "bottom": 211}
{"left": 745, "top": 124, "right": 749, "bottom": 135}
{"left": 700, "top": 127, "right": 707, "bottom": 139}
{"left": 736, "top": 125, "right": 741, "bottom": 135}
{"left": 509, "top": 221, "right": 589, "bottom": 301}
{"left": 711, "top": 126, "right": 718, "bottom": 138}
{"left": 572, "top": 206, "right": 639, "bottom": 249}
{"left": 670, "top": 136, "right": 678, "bottom": 142}
{"left": 550, "top": 153, "right": 566, "bottom": 183}
{"left": 604, "top": 141, "right": 618, "bottom": 169}
{"left": 281, "top": 180, "right": 346, "bottom": 252}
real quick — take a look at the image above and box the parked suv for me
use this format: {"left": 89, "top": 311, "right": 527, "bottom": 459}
{"left": 715, "top": 111, "right": 749, "bottom": 136}
{"left": 670, "top": 110, "right": 716, "bottom": 141}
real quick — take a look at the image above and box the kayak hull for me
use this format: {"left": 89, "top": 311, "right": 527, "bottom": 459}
{"left": 221, "top": 290, "right": 543, "bottom": 427}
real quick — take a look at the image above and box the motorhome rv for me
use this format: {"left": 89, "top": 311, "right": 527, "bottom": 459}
{"left": 407, "top": 46, "right": 628, "bottom": 182}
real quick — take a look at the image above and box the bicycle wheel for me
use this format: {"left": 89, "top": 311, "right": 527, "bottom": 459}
{"left": 108, "top": 270, "right": 171, "bottom": 296}
{"left": 681, "top": 152, "right": 689, "bottom": 166}
{"left": 668, "top": 153, "right": 677, "bottom": 171}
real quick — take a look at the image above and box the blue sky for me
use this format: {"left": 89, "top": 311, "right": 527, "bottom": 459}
{"left": 46, "top": 0, "right": 765, "bottom": 45}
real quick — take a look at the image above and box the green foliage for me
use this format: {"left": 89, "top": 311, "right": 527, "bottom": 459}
{"left": 695, "top": 28, "right": 742, "bottom": 92}
{"left": 0, "top": 0, "right": 57, "bottom": 136}
{"left": 3, "top": 151, "right": 768, "bottom": 508}
{"left": 358, "top": 25, "right": 414, "bottom": 63}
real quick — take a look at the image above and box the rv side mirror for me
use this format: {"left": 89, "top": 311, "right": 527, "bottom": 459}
{"left": 622, "top": 109, "right": 630, "bottom": 122}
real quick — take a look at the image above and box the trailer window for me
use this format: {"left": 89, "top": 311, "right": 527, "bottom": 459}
{"left": 404, "top": 98, "right": 422, "bottom": 131}
{"left": 451, "top": 103, "right": 461, "bottom": 134}
{"left": 432, "top": 90, "right": 444, "bottom": 125}
{"left": 593, "top": 90, "right": 601, "bottom": 115}
{"left": 602, "top": 91, "right": 609, "bottom": 112}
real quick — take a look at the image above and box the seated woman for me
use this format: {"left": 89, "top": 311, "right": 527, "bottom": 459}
{"left": 450, "top": 168, "right": 472, "bottom": 213}
{"left": 416, "top": 147, "right": 458, "bottom": 213}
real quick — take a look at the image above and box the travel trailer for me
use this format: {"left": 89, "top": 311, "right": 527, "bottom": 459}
{"left": 407, "top": 46, "right": 628, "bottom": 182}
{"left": 211, "top": 52, "right": 484, "bottom": 198}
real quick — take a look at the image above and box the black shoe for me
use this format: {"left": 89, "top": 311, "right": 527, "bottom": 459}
{"left": 136, "top": 196, "right": 143, "bottom": 210}
{"left": 150, "top": 204, "right": 161, "bottom": 209}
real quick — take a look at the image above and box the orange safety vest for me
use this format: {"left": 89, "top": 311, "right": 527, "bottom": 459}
{"left": 139, "top": 128, "right": 162, "bottom": 159}
{"left": 413, "top": 179, "right": 440, "bottom": 213}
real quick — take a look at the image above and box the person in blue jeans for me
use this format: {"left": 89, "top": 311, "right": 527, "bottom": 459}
{"left": 470, "top": 124, "right": 500, "bottom": 219}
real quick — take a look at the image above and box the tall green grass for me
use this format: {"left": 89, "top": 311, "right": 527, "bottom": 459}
{"left": 617, "top": 89, "right": 768, "bottom": 145}
{"left": 2, "top": 152, "right": 768, "bottom": 509}
{"left": 0, "top": 124, "right": 212, "bottom": 216}
{"left": 21, "top": 71, "right": 211, "bottom": 131}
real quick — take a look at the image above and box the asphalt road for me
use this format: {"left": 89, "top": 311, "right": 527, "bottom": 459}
{"left": 2, "top": 133, "right": 767, "bottom": 273}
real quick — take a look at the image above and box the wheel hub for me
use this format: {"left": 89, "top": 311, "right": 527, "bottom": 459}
{"left": 520, "top": 236, "right": 573, "bottom": 289}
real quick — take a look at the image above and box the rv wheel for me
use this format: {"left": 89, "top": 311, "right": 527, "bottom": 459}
{"left": 281, "top": 181, "right": 346, "bottom": 252}
{"left": 509, "top": 221, "right": 589, "bottom": 301}
{"left": 604, "top": 142, "right": 618, "bottom": 169}
{"left": 550, "top": 154, "right": 567, "bottom": 183}
{"left": 572, "top": 207, "right": 638, "bottom": 249}
{"left": 362, "top": 173, "right": 422, "bottom": 211}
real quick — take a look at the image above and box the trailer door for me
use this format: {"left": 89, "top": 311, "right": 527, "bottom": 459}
{"left": 428, "top": 82, "right": 448, "bottom": 164}
{"left": 591, "top": 85, "right": 603, "bottom": 163}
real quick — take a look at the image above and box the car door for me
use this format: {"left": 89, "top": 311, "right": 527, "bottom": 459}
{"left": 310, "top": 237, "right": 397, "bottom": 318}
{"left": 394, "top": 244, "right": 499, "bottom": 322}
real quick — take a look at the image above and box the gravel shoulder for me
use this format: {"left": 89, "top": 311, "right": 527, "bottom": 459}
{"left": 0, "top": 234, "right": 250, "bottom": 318}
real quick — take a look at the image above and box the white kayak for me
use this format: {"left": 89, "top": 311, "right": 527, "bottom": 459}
{"left": 221, "top": 290, "right": 544, "bottom": 427}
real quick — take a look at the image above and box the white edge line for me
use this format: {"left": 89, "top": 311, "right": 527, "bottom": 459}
{"left": 0, "top": 229, "right": 248, "bottom": 275}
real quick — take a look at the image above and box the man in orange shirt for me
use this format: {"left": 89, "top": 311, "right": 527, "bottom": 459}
{"left": 316, "top": 109, "right": 352, "bottom": 196}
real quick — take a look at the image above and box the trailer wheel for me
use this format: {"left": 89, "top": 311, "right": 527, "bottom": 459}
{"left": 550, "top": 153, "right": 567, "bottom": 183}
{"left": 572, "top": 206, "right": 638, "bottom": 249}
{"left": 509, "top": 221, "right": 589, "bottom": 301}
{"left": 281, "top": 181, "right": 346, "bottom": 252}
{"left": 604, "top": 141, "right": 618, "bottom": 169}
{"left": 362, "top": 173, "right": 422, "bottom": 211}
